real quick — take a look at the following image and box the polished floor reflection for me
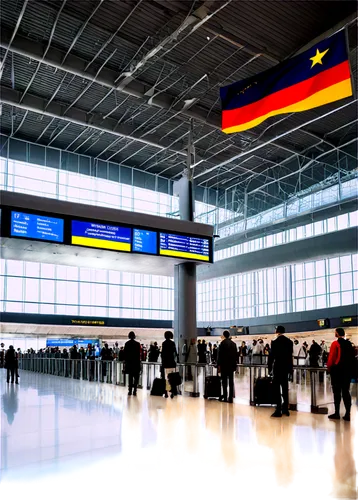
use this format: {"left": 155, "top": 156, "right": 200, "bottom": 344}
{"left": 1, "top": 371, "right": 357, "bottom": 500}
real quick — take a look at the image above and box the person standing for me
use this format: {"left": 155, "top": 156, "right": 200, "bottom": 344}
{"left": 327, "top": 328, "right": 355, "bottom": 421}
{"left": 268, "top": 326, "right": 293, "bottom": 418}
{"left": 148, "top": 342, "right": 160, "bottom": 362}
{"left": 100, "top": 342, "right": 113, "bottom": 380}
{"left": 123, "top": 332, "right": 141, "bottom": 396}
{"left": 0, "top": 343, "right": 5, "bottom": 368}
{"left": 309, "top": 340, "right": 322, "bottom": 367}
{"left": 217, "top": 331, "right": 238, "bottom": 403}
{"left": 198, "top": 339, "right": 207, "bottom": 364}
{"left": 5, "top": 346, "right": 18, "bottom": 384}
{"left": 161, "top": 331, "right": 178, "bottom": 399}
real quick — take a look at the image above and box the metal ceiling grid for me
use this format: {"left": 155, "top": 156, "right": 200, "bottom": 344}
{"left": 212, "top": 1, "right": 356, "bottom": 60}
{"left": 0, "top": 0, "right": 357, "bottom": 218}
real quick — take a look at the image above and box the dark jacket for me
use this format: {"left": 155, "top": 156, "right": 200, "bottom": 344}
{"left": 268, "top": 335, "right": 293, "bottom": 375}
{"left": 100, "top": 347, "right": 113, "bottom": 361}
{"left": 161, "top": 340, "right": 178, "bottom": 369}
{"left": 148, "top": 345, "right": 160, "bottom": 362}
{"left": 123, "top": 339, "right": 141, "bottom": 373}
{"left": 217, "top": 338, "right": 238, "bottom": 372}
{"left": 5, "top": 348, "right": 16, "bottom": 368}
{"left": 309, "top": 342, "right": 322, "bottom": 366}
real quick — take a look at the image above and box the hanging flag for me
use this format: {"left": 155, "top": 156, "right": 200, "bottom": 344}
{"left": 220, "top": 30, "right": 353, "bottom": 134}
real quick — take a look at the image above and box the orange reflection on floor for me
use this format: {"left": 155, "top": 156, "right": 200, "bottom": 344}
{"left": 143, "top": 396, "right": 357, "bottom": 499}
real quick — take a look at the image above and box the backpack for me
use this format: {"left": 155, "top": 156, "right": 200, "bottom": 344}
{"left": 337, "top": 338, "right": 355, "bottom": 377}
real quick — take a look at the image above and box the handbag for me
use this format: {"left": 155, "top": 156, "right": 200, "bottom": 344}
{"left": 168, "top": 371, "right": 182, "bottom": 386}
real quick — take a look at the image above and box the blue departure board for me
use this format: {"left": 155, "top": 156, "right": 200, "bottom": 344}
{"left": 159, "top": 232, "right": 210, "bottom": 261}
{"left": 71, "top": 220, "right": 131, "bottom": 252}
{"left": 133, "top": 228, "right": 157, "bottom": 254}
{"left": 11, "top": 211, "right": 64, "bottom": 242}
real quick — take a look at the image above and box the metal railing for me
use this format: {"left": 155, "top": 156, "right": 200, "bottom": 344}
{"left": 17, "top": 355, "right": 344, "bottom": 414}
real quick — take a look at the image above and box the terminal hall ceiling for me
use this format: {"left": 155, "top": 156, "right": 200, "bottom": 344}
{"left": 0, "top": 0, "right": 357, "bottom": 215}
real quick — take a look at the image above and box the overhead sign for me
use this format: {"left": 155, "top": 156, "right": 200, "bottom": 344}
{"left": 71, "top": 220, "right": 131, "bottom": 252}
{"left": 2, "top": 205, "right": 213, "bottom": 263}
{"left": 132, "top": 228, "right": 157, "bottom": 254}
{"left": 70, "top": 319, "right": 106, "bottom": 326}
{"left": 159, "top": 232, "right": 210, "bottom": 261}
{"left": 46, "top": 339, "right": 75, "bottom": 347}
{"left": 46, "top": 338, "right": 100, "bottom": 349}
{"left": 11, "top": 211, "right": 64, "bottom": 242}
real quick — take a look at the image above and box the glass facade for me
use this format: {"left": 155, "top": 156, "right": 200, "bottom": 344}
{"left": 1, "top": 254, "right": 356, "bottom": 323}
{"left": 0, "top": 260, "right": 173, "bottom": 320}
{"left": 198, "top": 254, "right": 358, "bottom": 323}
{"left": 0, "top": 155, "right": 233, "bottom": 225}
{"left": 215, "top": 210, "right": 358, "bottom": 261}
{"left": 1, "top": 142, "right": 356, "bottom": 326}
{"left": 218, "top": 175, "right": 358, "bottom": 239}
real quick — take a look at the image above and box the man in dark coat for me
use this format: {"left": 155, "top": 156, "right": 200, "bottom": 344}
{"left": 309, "top": 340, "right": 322, "bottom": 367}
{"left": 217, "top": 331, "right": 238, "bottom": 403}
{"left": 268, "top": 325, "right": 293, "bottom": 418}
{"left": 5, "top": 345, "right": 18, "bottom": 384}
{"left": 123, "top": 332, "right": 141, "bottom": 396}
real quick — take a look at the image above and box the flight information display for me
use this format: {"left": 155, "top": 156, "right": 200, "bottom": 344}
{"left": 71, "top": 220, "right": 131, "bottom": 252}
{"left": 11, "top": 211, "right": 64, "bottom": 242}
{"left": 159, "top": 232, "right": 210, "bottom": 261}
{"left": 132, "top": 228, "right": 157, "bottom": 254}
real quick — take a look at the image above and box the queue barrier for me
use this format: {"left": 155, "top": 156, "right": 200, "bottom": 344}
{"left": 18, "top": 356, "right": 332, "bottom": 414}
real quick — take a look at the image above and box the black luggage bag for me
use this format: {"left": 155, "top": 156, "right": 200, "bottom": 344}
{"left": 254, "top": 376, "right": 275, "bottom": 406}
{"left": 168, "top": 371, "right": 182, "bottom": 387}
{"left": 204, "top": 376, "right": 222, "bottom": 400}
{"left": 151, "top": 377, "right": 166, "bottom": 396}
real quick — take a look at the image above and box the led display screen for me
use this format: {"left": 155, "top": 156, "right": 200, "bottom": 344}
{"left": 132, "top": 228, "right": 157, "bottom": 254}
{"left": 159, "top": 232, "right": 210, "bottom": 261}
{"left": 11, "top": 211, "right": 64, "bottom": 242}
{"left": 71, "top": 220, "right": 131, "bottom": 252}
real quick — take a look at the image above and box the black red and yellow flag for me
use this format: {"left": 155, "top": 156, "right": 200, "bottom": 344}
{"left": 220, "top": 30, "right": 353, "bottom": 134}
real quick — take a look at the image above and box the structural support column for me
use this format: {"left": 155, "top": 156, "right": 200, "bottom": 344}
{"left": 173, "top": 120, "right": 197, "bottom": 363}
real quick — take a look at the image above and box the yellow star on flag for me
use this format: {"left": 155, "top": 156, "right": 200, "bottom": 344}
{"left": 310, "top": 48, "right": 329, "bottom": 68}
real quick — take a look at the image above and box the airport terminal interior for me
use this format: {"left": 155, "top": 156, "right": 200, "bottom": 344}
{"left": 0, "top": 0, "right": 357, "bottom": 498}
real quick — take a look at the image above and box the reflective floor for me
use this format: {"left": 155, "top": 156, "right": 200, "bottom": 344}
{"left": 1, "top": 371, "right": 357, "bottom": 500}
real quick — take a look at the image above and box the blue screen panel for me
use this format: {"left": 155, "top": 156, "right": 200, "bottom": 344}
{"left": 11, "top": 211, "right": 64, "bottom": 243}
{"left": 71, "top": 220, "right": 131, "bottom": 252}
{"left": 132, "top": 228, "right": 157, "bottom": 254}
{"left": 159, "top": 232, "right": 210, "bottom": 261}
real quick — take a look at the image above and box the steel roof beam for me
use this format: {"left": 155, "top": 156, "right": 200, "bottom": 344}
{"left": 0, "top": 86, "right": 189, "bottom": 156}
{"left": 0, "top": 28, "right": 221, "bottom": 130}
{"left": 247, "top": 138, "right": 357, "bottom": 195}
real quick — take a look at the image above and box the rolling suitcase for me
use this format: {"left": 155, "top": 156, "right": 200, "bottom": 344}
{"left": 204, "top": 376, "right": 221, "bottom": 400}
{"left": 254, "top": 376, "right": 275, "bottom": 406}
{"left": 151, "top": 377, "right": 166, "bottom": 396}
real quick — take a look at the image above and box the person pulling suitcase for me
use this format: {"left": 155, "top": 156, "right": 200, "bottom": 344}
{"left": 217, "top": 331, "right": 238, "bottom": 403}
{"left": 268, "top": 325, "right": 293, "bottom": 418}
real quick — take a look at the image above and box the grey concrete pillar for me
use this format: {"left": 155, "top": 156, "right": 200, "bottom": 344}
{"left": 174, "top": 261, "right": 197, "bottom": 362}
{"left": 173, "top": 171, "right": 197, "bottom": 362}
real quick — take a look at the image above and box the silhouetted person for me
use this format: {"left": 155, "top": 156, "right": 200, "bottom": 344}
{"left": 309, "top": 340, "right": 322, "bottom": 367}
{"left": 268, "top": 326, "right": 293, "bottom": 418}
{"left": 0, "top": 342, "right": 5, "bottom": 368}
{"left": 5, "top": 346, "right": 18, "bottom": 384}
{"left": 217, "top": 331, "right": 238, "bottom": 403}
{"left": 327, "top": 328, "right": 355, "bottom": 421}
{"left": 101, "top": 342, "right": 113, "bottom": 379}
{"left": 198, "top": 339, "right": 207, "bottom": 364}
{"left": 161, "top": 331, "right": 178, "bottom": 398}
{"left": 124, "top": 332, "right": 141, "bottom": 396}
{"left": 118, "top": 346, "right": 125, "bottom": 362}
{"left": 212, "top": 344, "right": 218, "bottom": 364}
{"left": 148, "top": 342, "right": 160, "bottom": 362}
